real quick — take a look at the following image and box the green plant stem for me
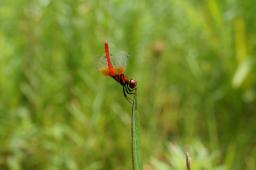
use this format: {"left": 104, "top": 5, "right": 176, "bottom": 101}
{"left": 131, "top": 90, "right": 143, "bottom": 170}
{"left": 186, "top": 152, "right": 191, "bottom": 170}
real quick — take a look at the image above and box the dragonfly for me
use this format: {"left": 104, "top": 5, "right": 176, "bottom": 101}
{"left": 98, "top": 41, "right": 137, "bottom": 103}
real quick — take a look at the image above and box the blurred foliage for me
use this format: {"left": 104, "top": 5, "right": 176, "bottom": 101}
{"left": 149, "top": 141, "right": 225, "bottom": 170}
{"left": 0, "top": 0, "right": 256, "bottom": 169}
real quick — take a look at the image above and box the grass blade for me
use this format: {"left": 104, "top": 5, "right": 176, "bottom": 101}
{"left": 131, "top": 90, "right": 143, "bottom": 170}
{"left": 186, "top": 152, "right": 191, "bottom": 170}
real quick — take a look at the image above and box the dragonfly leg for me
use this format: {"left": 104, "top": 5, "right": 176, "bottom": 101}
{"left": 123, "top": 84, "right": 136, "bottom": 104}
{"left": 124, "top": 88, "right": 133, "bottom": 104}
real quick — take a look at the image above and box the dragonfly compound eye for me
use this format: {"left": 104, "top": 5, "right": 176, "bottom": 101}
{"left": 129, "top": 79, "right": 137, "bottom": 89}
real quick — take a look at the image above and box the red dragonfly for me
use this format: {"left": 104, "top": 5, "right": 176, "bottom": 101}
{"left": 98, "top": 41, "right": 137, "bottom": 103}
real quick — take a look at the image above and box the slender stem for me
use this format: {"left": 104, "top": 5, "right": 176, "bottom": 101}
{"left": 131, "top": 89, "right": 143, "bottom": 170}
{"left": 186, "top": 152, "right": 191, "bottom": 170}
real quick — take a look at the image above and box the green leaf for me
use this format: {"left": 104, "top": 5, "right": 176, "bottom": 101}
{"left": 232, "top": 59, "right": 252, "bottom": 88}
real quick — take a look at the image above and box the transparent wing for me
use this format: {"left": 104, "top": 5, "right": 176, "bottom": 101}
{"left": 111, "top": 51, "right": 128, "bottom": 73}
{"left": 97, "top": 55, "right": 110, "bottom": 76}
{"left": 97, "top": 55, "right": 108, "bottom": 69}
{"left": 97, "top": 51, "right": 128, "bottom": 75}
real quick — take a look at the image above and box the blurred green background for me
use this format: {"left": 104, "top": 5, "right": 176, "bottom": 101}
{"left": 0, "top": 0, "right": 256, "bottom": 169}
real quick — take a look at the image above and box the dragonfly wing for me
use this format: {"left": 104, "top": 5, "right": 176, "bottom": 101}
{"left": 97, "top": 50, "right": 128, "bottom": 75}
{"left": 97, "top": 55, "right": 112, "bottom": 76}
{"left": 112, "top": 51, "right": 128, "bottom": 74}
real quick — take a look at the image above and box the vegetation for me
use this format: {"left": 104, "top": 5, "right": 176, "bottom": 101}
{"left": 0, "top": 0, "right": 255, "bottom": 169}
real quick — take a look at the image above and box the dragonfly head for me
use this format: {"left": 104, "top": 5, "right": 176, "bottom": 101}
{"left": 128, "top": 79, "right": 137, "bottom": 89}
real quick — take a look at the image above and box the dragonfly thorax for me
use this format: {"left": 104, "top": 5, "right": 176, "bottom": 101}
{"left": 113, "top": 74, "right": 128, "bottom": 86}
{"left": 113, "top": 74, "right": 137, "bottom": 89}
